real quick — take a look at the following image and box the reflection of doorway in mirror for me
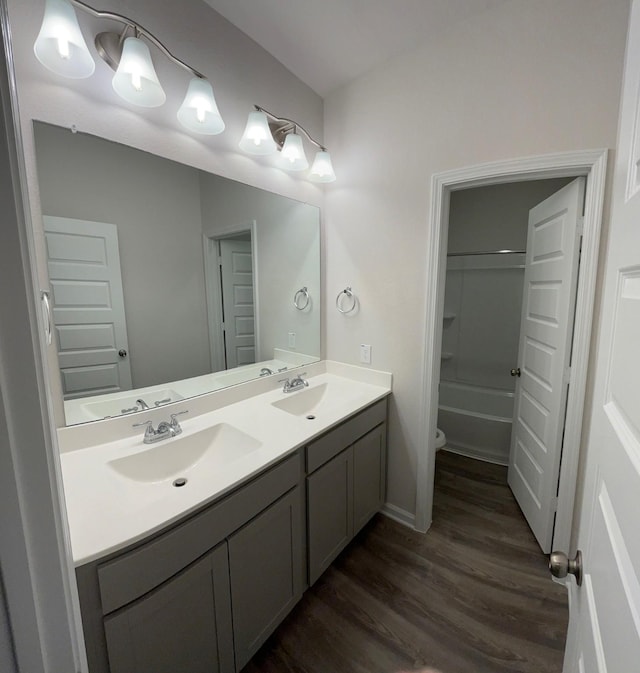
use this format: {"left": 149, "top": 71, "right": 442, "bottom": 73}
{"left": 219, "top": 237, "right": 256, "bottom": 368}
{"left": 203, "top": 228, "right": 257, "bottom": 372}
{"left": 43, "top": 216, "right": 133, "bottom": 399}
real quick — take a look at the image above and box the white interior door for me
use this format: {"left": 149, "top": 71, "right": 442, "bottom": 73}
{"left": 219, "top": 238, "right": 255, "bottom": 368}
{"left": 508, "top": 177, "right": 584, "bottom": 552}
{"left": 44, "top": 216, "right": 132, "bottom": 398}
{"left": 562, "top": 4, "right": 640, "bottom": 670}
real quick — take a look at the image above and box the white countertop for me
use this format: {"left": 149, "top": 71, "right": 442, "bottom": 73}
{"left": 58, "top": 361, "right": 392, "bottom": 566}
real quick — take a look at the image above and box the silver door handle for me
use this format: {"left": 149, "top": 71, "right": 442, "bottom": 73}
{"left": 41, "top": 290, "right": 52, "bottom": 346}
{"left": 549, "top": 550, "right": 582, "bottom": 586}
{"left": 510, "top": 367, "right": 521, "bottom": 377}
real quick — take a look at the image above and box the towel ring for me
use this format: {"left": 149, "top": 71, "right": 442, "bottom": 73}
{"left": 294, "top": 286, "right": 310, "bottom": 310}
{"left": 336, "top": 286, "right": 357, "bottom": 314}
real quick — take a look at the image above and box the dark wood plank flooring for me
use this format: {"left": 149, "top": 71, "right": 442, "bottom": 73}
{"left": 243, "top": 451, "right": 568, "bottom": 673}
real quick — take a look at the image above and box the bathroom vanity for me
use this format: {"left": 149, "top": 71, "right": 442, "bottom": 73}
{"left": 61, "top": 364, "right": 391, "bottom": 673}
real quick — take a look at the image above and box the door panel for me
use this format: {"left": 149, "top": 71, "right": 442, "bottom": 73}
{"left": 104, "top": 545, "right": 234, "bottom": 673}
{"left": 44, "top": 216, "right": 132, "bottom": 398}
{"left": 228, "top": 488, "right": 303, "bottom": 670}
{"left": 563, "top": 2, "right": 640, "bottom": 670}
{"left": 219, "top": 238, "right": 255, "bottom": 368}
{"left": 508, "top": 177, "right": 584, "bottom": 552}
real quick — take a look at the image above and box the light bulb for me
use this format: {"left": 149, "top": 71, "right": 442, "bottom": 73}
{"left": 34, "top": 0, "right": 95, "bottom": 79}
{"left": 177, "top": 78, "right": 225, "bottom": 135}
{"left": 239, "top": 111, "right": 277, "bottom": 155}
{"left": 57, "top": 36, "right": 70, "bottom": 60}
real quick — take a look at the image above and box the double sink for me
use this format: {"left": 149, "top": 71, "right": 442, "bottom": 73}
{"left": 59, "top": 365, "right": 392, "bottom": 565}
{"left": 108, "top": 380, "right": 337, "bottom": 485}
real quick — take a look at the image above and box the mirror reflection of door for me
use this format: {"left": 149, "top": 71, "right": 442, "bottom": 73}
{"left": 43, "top": 216, "right": 132, "bottom": 398}
{"left": 218, "top": 237, "right": 256, "bottom": 369}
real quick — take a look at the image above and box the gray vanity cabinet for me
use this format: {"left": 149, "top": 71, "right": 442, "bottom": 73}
{"left": 306, "top": 400, "right": 387, "bottom": 585}
{"left": 103, "top": 543, "right": 233, "bottom": 673}
{"left": 75, "top": 397, "right": 389, "bottom": 672}
{"left": 228, "top": 487, "right": 303, "bottom": 670}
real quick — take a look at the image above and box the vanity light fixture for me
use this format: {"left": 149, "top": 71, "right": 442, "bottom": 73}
{"left": 240, "top": 106, "right": 336, "bottom": 182}
{"left": 34, "top": 0, "right": 225, "bottom": 133}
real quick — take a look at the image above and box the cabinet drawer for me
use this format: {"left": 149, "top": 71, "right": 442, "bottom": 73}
{"left": 306, "top": 398, "right": 387, "bottom": 473}
{"left": 98, "top": 452, "right": 300, "bottom": 614}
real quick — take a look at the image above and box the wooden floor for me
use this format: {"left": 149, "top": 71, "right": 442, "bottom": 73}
{"left": 243, "top": 451, "right": 568, "bottom": 673}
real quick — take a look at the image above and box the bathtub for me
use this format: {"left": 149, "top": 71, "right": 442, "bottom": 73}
{"left": 437, "top": 380, "right": 514, "bottom": 465}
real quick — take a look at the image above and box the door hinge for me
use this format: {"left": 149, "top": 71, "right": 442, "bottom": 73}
{"left": 576, "top": 215, "right": 585, "bottom": 235}
{"left": 563, "top": 366, "right": 571, "bottom": 384}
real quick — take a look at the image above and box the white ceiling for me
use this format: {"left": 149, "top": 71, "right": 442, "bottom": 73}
{"left": 203, "top": 0, "right": 508, "bottom": 97}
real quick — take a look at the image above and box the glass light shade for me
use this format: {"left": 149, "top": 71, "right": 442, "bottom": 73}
{"left": 239, "top": 111, "right": 277, "bottom": 155}
{"left": 309, "top": 150, "right": 336, "bottom": 183}
{"left": 33, "top": 0, "right": 95, "bottom": 79}
{"left": 112, "top": 37, "right": 166, "bottom": 108}
{"left": 277, "top": 133, "right": 308, "bottom": 171}
{"left": 177, "top": 78, "right": 225, "bottom": 135}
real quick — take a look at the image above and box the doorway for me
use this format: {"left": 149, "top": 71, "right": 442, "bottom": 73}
{"left": 203, "top": 225, "right": 258, "bottom": 373}
{"left": 437, "top": 177, "right": 580, "bottom": 552}
{"left": 416, "top": 150, "right": 608, "bottom": 556}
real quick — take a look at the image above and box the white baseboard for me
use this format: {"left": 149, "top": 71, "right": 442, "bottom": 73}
{"left": 443, "top": 444, "right": 508, "bottom": 466}
{"left": 380, "top": 502, "right": 416, "bottom": 529}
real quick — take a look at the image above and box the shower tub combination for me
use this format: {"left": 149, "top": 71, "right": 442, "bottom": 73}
{"left": 437, "top": 251, "right": 525, "bottom": 465}
{"left": 438, "top": 381, "right": 515, "bottom": 465}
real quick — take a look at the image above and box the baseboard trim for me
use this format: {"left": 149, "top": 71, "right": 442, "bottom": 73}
{"left": 443, "top": 445, "right": 508, "bottom": 467}
{"left": 380, "top": 503, "right": 416, "bottom": 529}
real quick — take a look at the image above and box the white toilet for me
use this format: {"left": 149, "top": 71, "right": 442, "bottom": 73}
{"left": 435, "top": 427, "right": 446, "bottom": 451}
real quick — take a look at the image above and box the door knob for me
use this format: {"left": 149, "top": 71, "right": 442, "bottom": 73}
{"left": 549, "top": 550, "right": 582, "bottom": 586}
{"left": 118, "top": 349, "right": 128, "bottom": 358}
{"left": 510, "top": 367, "right": 521, "bottom": 377}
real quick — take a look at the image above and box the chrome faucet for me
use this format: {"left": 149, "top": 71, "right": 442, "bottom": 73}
{"left": 136, "top": 398, "right": 150, "bottom": 410}
{"left": 280, "top": 372, "right": 309, "bottom": 393}
{"left": 133, "top": 411, "right": 189, "bottom": 443}
{"left": 260, "top": 367, "right": 274, "bottom": 376}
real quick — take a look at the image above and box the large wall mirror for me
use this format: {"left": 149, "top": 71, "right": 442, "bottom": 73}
{"left": 34, "top": 122, "right": 321, "bottom": 426}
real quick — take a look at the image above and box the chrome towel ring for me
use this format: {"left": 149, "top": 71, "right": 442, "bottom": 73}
{"left": 294, "top": 286, "right": 310, "bottom": 310}
{"left": 336, "top": 286, "right": 357, "bottom": 314}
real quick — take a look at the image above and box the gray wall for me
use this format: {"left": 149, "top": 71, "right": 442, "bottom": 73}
{"left": 448, "top": 178, "right": 573, "bottom": 253}
{"left": 200, "top": 174, "right": 320, "bottom": 362}
{"left": 34, "top": 122, "right": 211, "bottom": 389}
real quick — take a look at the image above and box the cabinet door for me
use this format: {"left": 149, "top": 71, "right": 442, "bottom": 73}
{"left": 228, "top": 487, "right": 303, "bottom": 670}
{"left": 103, "top": 543, "right": 234, "bottom": 673}
{"left": 307, "top": 448, "right": 353, "bottom": 585}
{"left": 353, "top": 424, "right": 386, "bottom": 534}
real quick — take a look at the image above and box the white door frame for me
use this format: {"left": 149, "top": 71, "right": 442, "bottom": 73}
{"left": 416, "top": 149, "right": 608, "bottom": 555}
{"left": 203, "top": 221, "right": 259, "bottom": 371}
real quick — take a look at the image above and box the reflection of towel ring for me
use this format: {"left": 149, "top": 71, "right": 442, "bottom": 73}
{"left": 336, "top": 286, "right": 357, "bottom": 314}
{"left": 294, "top": 287, "right": 310, "bottom": 310}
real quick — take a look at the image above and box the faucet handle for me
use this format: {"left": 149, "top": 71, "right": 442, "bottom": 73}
{"left": 170, "top": 410, "right": 189, "bottom": 420}
{"left": 169, "top": 410, "right": 188, "bottom": 429}
{"left": 133, "top": 419, "right": 156, "bottom": 439}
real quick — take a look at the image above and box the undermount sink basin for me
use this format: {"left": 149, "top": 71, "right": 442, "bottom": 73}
{"left": 108, "top": 423, "right": 261, "bottom": 483}
{"left": 271, "top": 382, "right": 336, "bottom": 417}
